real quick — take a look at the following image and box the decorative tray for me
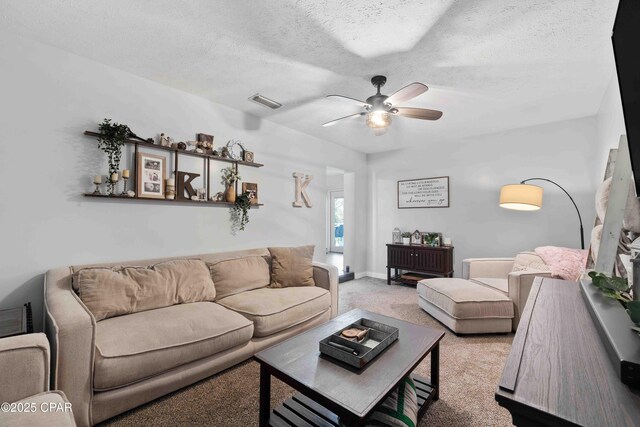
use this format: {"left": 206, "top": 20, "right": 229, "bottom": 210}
{"left": 319, "top": 318, "right": 399, "bottom": 369}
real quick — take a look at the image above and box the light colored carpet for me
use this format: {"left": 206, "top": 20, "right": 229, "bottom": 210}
{"left": 100, "top": 277, "right": 515, "bottom": 426}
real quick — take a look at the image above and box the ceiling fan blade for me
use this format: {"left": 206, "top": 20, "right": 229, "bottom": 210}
{"left": 322, "top": 112, "right": 366, "bottom": 127}
{"left": 326, "top": 95, "right": 371, "bottom": 108}
{"left": 385, "top": 82, "right": 428, "bottom": 105}
{"left": 393, "top": 107, "right": 443, "bottom": 121}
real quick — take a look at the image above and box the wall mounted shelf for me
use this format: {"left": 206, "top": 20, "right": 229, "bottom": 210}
{"left": 83, "top": 193, "right": 262, "bottom": 207}
{"left": 83, "top": 131, "right": 264, "bottom": 167}
{"left": 84, "top": 130, "right": 264, "bottom": 206}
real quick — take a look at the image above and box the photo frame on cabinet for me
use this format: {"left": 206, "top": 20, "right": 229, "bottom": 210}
{"left": 137, "top": 152, "right": 166, "bottom": 199}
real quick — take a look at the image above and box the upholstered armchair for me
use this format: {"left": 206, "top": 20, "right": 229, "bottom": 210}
{"left": 462, "top": 252, "right": 553, "bottom": 329}
{"left": 0, "top": 333, "right": 76, "bottom": 426}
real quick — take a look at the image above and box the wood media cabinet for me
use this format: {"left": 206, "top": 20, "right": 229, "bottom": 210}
{"left": 386, "top": 244, "right": 454, "bottom": 285}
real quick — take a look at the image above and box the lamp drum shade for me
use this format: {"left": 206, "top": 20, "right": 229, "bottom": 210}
{"left": 499, "top": 184, "right": 543, "bottom": 211}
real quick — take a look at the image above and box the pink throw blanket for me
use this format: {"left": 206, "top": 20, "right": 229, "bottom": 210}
{"left": 534, "top": 246, "right": 588, "bottom": 281}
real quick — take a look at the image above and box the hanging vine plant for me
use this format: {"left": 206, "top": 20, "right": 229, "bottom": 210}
{"left": 97, "top": 118, "right": 132, "bottom": 193}
{"left": 231, "top": 192, "right": 252, "bottom": 232}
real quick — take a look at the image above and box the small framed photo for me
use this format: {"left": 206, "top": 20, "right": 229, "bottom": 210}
{"left": 242, "top": 182, "right": 259, "bottom": 204}
{"left": 137, "top": 153, "right": 166, "bottom": 199}
{"left": 243, "top": 150, "right": 254, "bottom": 163}
{"left": 422, "top": 232, "right": 442, "bottom": 247}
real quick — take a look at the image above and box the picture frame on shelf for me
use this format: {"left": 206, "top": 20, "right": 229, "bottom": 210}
{"left": 243, "top": 150, "right": 254, "bottom": 163}
{"left": 422, "top": 232, "right": 442, "bottom": 247}
{"left": 242, "top": 182, "right": 259, "bottom": 204}
{"left": 136, "top": 152, "right": 167, "bottom": 199}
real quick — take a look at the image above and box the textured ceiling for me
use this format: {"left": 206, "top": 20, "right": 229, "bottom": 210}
{"left": 0, "top": 0, "right": 619, "bottom": 153}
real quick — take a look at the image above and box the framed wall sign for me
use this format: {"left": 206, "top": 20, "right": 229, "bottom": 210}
{"left": 397, "top": 176, "right": 449, "bottom": 209}
{"left": 136, "top": 152, "right": 166, "bottom": 199}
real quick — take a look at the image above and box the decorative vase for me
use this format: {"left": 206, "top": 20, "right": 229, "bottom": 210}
{"left": 225, "top": 184, "right": 236, "bottom": 203}
{"left": 402, "top": 237, "right": 410, "bottom": 245}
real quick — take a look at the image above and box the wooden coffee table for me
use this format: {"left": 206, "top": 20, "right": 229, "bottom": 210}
{"left": 254, "top": 309, "right": 445, "bottom": 426}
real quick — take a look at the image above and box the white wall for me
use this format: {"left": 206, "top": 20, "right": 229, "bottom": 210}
{"left": 596, "top": 67, "right": 626, "bottom": 178}
{"left": 0, "top": 32, "right": 368, "bottom": 330}
{"left": 366, "top": 117, "right": 601, "bottom": 278}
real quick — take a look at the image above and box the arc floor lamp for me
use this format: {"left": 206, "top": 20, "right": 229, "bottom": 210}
{"left": 499, "top": 178, "right": 585, "bottom": 249}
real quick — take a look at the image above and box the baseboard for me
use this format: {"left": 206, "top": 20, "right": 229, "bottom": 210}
{"left": 364, "top": 272, "right": 386, "bottom": 280}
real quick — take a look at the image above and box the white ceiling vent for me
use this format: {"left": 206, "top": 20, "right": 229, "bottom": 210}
{"left": 249, "top": 93, "right": 282, "bottom": 109}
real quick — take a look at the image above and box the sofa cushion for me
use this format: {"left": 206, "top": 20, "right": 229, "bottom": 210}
{"left": 0, "top": 391, "right": 76, "bottom": 427}
{"left": 208, "top": 256, "right": 270, "bottom": 300}
{"left": 268, "top": 245, "right": 315, "bottom": 288}
{"left": 93, "top": 302, "right": 253, "bottom": 391}
{"left": 78, "top": 259, "right": 216, "bottom": 321}
{"left": 470, "top": 277, "right": 508, "bottom": 294}
{"left": 417, "top": 278, "right": 513, "bottom": 320}
{"left": 217, "top": 287, "right": 330, "bottom": 337}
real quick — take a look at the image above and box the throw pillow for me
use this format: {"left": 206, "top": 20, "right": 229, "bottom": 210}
{"left": 534, "top": 246, "right": 588, "bottom": 281}
{"left": 511, "top": 251, "right": 551, "bottom": 272}
{"left": 77, "top": 259, "right": 215, "bottom": 321}
{"left": 268, "top": 245, "right": 315, "bottom": 288}
{"left": 360, "top": 376, "right": 418, "bottom": 427}
{"left": 208, "top": 256, "right": 271, "bottom": 300}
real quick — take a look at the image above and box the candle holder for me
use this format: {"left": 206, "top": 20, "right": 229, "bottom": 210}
{"left": 121, "top": 176, "right": 130, "bottom": 196}
{"left": 109, "top": 175, "right": 119, "bottom": 196}
{"left": 92, "top": 178, "right": 102, "bottom": 195}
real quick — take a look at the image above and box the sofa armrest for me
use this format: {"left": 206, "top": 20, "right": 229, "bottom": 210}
{"left": 508, "top": 270, "right": 553, "bottom": 330}
{"left": 45, "top": 268, "right": 96, "bottom": 427}
{"left": 462, "top": 258, "right": 515, "bottom": 280}
{"left": 0, "top": 333, "right": 50, "bottom": 403}
{"left": 313, "top": 262, "right": 339, "bottom": 318}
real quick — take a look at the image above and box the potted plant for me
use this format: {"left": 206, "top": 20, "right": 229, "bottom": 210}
{"left": 588, "top": 271, "right": 640, "bottom": 332}
{"left": 231, "top": 192, "right": 252, "bottom": 232}
{"left": 96, "top": 119, "right": 132, "bottom": 194}
{"left": 401, "top": 232, "right": 411, "bottom": 245}
{"left": 221, "top": 166, "right": 241, "bottom": 203}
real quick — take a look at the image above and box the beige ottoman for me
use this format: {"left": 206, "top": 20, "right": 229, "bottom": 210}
{"left": 417, "top": 278, "right": 514, "bottom": 334}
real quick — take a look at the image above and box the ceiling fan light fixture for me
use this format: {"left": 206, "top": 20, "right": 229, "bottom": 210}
{"left": 367, "top": 110, "right": 391, "bottom": 128}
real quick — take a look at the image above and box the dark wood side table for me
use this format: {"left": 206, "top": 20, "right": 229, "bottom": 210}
{"left": 254, "top": 309, "right": 444, "bottom": 427}
{"left": 495, "top": 277, "right": 640, "bottom": 426}
{"left": 386, "top": 244, "right": 454, "bottom": 285}
{"left": 0, "top": 302, "right": 33, "bottom": 338}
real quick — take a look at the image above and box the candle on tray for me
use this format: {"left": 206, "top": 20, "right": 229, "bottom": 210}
{"left": 111, "top": 173, "right": 119, "bottom": 182}
{"left": 122, "top": 169, "right": 130, "bottom": 178}
{"left": 93, "top": 175, "right": 102, "bottom": 184}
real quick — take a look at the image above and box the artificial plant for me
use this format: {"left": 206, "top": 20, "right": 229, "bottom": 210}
{"left": 97, "top": 119, "right": 132, "bottom": 193}
{"left": 231, "top": 192, "right": 252, "bottom": 232}
{"left": 588, "top": 271, "right": 640, "bottom": 330}
{"left": 221, "top": 166, "right": 241, "bottom": 186}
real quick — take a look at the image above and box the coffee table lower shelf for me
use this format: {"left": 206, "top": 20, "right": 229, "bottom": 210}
{"left": 268, "top": 374, "right": 435, "bottom": 427}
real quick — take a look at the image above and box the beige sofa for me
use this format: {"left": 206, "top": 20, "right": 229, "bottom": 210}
{"left": 0, "top": 333, "right": 76, "bottom": 426}
{"left": 462, "top": 252, "right": 552, "bottom": 329}
{"left": 44, "top": 248, "right": 338, "bottom": 427}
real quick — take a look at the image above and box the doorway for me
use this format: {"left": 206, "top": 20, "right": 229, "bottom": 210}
{"left": 329, "top": 190, "right": 344, "bottom": 254}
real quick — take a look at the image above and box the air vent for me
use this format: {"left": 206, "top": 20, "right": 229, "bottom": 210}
{"left": 249, "top": 93, "right": 282, "bottom": 109}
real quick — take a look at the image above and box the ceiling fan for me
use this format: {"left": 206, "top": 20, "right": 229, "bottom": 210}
{"left": 322, "top": 75, "right": 443, "bottom": 136}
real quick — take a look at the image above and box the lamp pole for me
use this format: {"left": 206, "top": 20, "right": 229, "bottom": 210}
{"left": 521, "top": 178, "right": 585, "bottom": 250}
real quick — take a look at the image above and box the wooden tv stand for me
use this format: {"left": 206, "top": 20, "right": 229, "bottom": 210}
{"left": 386, "top": 244, "right": 454, "bottom": 285}
{"left": 496, "top": 277, "right": 640, "bottom": 426}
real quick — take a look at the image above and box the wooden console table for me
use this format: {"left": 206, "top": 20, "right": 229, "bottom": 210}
{"left": 386, "top": 244, "right": 453, "bottom": 285}
{"left": 496, "top": 277, "right": 640, "bottom": 426}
